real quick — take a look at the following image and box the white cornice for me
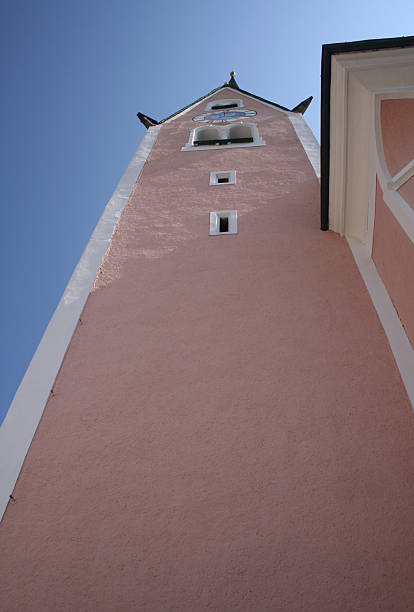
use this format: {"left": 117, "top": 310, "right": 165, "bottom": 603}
{"left": 334, "top": 47, "right": 414, "bottom": 70}
{"left": 329, "top": 57, "right": 348, "bottom": 234}
{"left": 329, "top": 48, "right": 414, "bottom": 242}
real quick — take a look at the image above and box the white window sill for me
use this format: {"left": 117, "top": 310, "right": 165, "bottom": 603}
{"left": 181, "top": 140, "right": 265, "bottom": 152}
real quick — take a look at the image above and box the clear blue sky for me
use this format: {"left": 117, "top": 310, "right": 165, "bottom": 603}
{"left": 1, "top": 0, "right": 413, "bottom": 424}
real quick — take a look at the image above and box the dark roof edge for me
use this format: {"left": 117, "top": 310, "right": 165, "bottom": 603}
{"left": 159, "top": 84, "right": 292, "bottom": 124}
{"left": 232, "top": 85, "right": 290, "bottom": 112}
{"left": 320, "top": 45, "right": 332, "bottom": 231}
{"left": 322, "top": 34, "right": 414, "bottom": 57}
{"left": 159, "top": 85, "right": 225, "bottom": 124}
{"left": 137, "top": 112, "right": 159, "bottom": 129}
{"left": 229, "top": 84, "right": 313, "bottom": 115}
{"left": 138, "top": 78, "right": 315, "bottom": 130}
{"left": 320, "top": 35, "right": 414, "bottom": 231}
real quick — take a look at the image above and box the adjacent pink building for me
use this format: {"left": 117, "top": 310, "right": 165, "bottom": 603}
{"left": 0, "top": 39, "right": 413, "bottom": 611}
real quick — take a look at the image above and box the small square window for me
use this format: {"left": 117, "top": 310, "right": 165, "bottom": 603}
{"left": 209, "top": 171, "right": 236, "bottom": 186}
{"left": 211, "top": 103, "right": 238, "bottom": 110}
{"left": 219, "top": 216, "right": 229, "bottom": 232}
{"left": 205, "top": 99, "right": 243, "bottom": 111}
{"left": 210, "top": 210, "right": 237, "bottom": 235}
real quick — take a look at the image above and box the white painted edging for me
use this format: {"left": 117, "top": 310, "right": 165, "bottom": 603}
{"left": 285, "top": 118, "right": 413, "bottom": 408}
{"left": 288, "top": 114, "right": 321, "bottom": 181}
{"left": 347, "top": 237, "right": 414, "bottom": 408}
{"left": 181, "top": 141, "right": 265, "bottom": 152}
{"left": 388, "top": 158, "right": 414, "bottom": 191}
{"left": 0, "top": 125, "right": 161, "bottom": 522}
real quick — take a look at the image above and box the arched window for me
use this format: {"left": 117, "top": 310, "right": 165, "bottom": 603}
{"left": 193, "top": 127, "right": 221, "bottom": 146}
{"left": 183, "top": 123, "right": 265, "bottom": 151}
{"left": 228, "top": 124, "right": 253, "bottom": 143}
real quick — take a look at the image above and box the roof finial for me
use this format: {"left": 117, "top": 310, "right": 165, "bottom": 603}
{"left": 228, "top": 71, "right": 239, "bottom": 89}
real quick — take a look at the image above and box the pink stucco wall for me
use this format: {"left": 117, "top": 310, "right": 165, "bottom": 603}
{"left": 1, "top": 91, "right": 413, "bottom": 611}
{"left": 372, "top": 179, "right": 414, "bottom": 347}
{"left": 398, "top": 174, "right": 414, "bottom": 211}
{"left": 381, "top": 98, "right": 414, "bottom": 209}
{"left": 381, "top": 98, "right": 414, "bottom": 176}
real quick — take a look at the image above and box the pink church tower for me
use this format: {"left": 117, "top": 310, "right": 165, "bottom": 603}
{"left": 1, "top": 61, "right": 413, "bottom": 611}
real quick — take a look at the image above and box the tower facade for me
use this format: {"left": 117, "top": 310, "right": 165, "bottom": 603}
{"left": 1, "top": 68, "right": 413, "bottom": 611}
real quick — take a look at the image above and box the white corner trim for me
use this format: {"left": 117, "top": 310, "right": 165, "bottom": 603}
{"left": 334, "top": 46, "right": 414, "bottom": 71}
{"left": 388, "top": 158, "right": 414, "bottom": 191}
{"left": 288, "top": 114, "right": 320, "bottom": 181}
{"left": 0, "top": 124, "right": 162, "bottom": 522}
{"left": 366, "top": 159, "right": 377, "bottom": 257}
{"left": 347, "top": 237, "right": 414, "bottom": 409}
{"left": 327, "top": 56, "right": 348, "bottom": 234}
{"left": 366, "top": 96, "right": 379, "bottom": 256}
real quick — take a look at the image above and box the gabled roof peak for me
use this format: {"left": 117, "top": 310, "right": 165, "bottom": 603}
{"left": 137, "top": 73, "right": 313, "bottom": 128}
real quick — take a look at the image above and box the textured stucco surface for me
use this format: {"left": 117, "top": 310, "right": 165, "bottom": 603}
{"left": 1, "top": 92, "right": 413, "bottom": 611}
{"left": 381, "top": 98, "right": 414, "bottom": 209}
{"left": 0, "top": 124, "right": 161, "bottom": 521}
{"left": 399, "top": 174, "right": 414, "bottom": 209}
{"left": 373, "top": 179, "right": 414, "bottom": 347}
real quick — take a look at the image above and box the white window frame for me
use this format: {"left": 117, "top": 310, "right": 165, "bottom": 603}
{"left": 209, "top": 170, "right": 236, "bottom": 186}
{"left": 182, "top": 123, "right": 265, "bottom": 152}
{"left": 209, "top": 210, "right": 238, "bottom": 235}
{"left": 205, "top": 98, "right": 244, "bottom": 110}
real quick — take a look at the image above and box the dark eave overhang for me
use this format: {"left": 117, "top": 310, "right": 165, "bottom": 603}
{"left": 320, "top": 35, "right": 414, "bottom": 230}
{"left": 138, "top": 77, "right": 313, "bottom": 129}
{"left": 136, "top": 112, "right": 159, "bottom": 129}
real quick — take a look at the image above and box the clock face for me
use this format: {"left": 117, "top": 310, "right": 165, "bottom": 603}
{"left": 192, "top": 109, "right": 257, "bottom": 123}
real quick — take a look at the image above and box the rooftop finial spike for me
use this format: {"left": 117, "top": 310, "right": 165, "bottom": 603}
{"left": 228, "top": 71, "right": 239, "bottom": 89}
